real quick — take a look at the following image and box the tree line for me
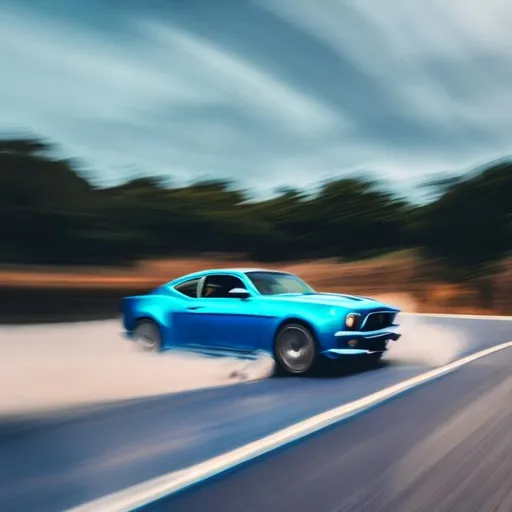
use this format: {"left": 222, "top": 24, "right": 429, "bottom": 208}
{"left": 0, "top": 137, "right": 510, "bottom": 284}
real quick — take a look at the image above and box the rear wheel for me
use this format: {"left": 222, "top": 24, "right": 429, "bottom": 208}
{"left": 274, "top": 323, "right": 317, "bottom": 375}
{"left": 133, "top": 319, "right": 162, "bottom": 352}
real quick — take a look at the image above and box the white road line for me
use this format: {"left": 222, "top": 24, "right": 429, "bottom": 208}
{"left": 67, "top": 340, "right": 512, "bottom": 512}
{"left": 401, "top": 312, "right": 512, "bottom": 320}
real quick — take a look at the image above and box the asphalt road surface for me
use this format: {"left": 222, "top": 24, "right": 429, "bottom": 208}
{"left": 0, "top": 315, "right": 511, "bottom": 512}
{"left": 147, "top": 345, "right": 512, "bottom": 512}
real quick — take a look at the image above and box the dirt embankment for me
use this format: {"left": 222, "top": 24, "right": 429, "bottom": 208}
{"left": 0, "top": 253, "right": 510, "bottom": 323}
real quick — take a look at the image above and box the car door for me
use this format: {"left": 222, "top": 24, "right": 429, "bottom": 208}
{"left": 169, "top": 277, "right": 207, "bottom": 348}
{"left": 176, "top": 274, "right": 265, "bottom": 354}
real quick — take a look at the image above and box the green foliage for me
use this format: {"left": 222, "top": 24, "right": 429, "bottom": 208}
{"left": 421, "top": 161, "right": 512, "bottom": 279}
{"left": 0, "top": 136, "right": 510, "bottom": 278}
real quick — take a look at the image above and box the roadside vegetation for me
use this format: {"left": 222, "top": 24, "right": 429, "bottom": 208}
{"left": 1, "top": 136, "right": 510, "bottom": 318}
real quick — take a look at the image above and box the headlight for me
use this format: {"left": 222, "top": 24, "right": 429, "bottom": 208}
{"left": 345, "top": 313, "right": 360, "bottom": 329}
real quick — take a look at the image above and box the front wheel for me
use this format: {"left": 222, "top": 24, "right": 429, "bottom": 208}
{"left": 274, "top": 323, "right": 317, "bottom": 375}
{"left": 132, "top": 319, "right": 162, "bottom": 352}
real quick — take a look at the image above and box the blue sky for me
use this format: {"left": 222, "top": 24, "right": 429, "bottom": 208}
{"left": 1, "top": 0, "right": 512, "bottom": 199}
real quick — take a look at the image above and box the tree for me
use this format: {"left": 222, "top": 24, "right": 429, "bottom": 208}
{"left": 0, "top": 137, "right": 101, "bottom": 263}
{"left": 306, "top": 177, "right": 410, "bottom": 259}
{"left": 421, "top": 161, "right": 512, "bottom": 306}
{"left": 0, "top": 134, "right": 510, "bottom": 289}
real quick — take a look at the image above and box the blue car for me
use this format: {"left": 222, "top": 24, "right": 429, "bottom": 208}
{"left": 121, "top": 268, "right": 401, "bottom": 375}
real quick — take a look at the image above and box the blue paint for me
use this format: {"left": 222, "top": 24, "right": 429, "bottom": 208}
{"left": 122, "top": 268, "right": 401, "bottom": 369}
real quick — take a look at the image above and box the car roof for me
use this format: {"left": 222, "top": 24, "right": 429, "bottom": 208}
{"left": 165, "top": 268, "right": 290, "bottom": 286}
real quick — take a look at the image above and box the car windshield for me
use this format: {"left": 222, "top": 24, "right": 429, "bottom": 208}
{"left": 246, "top": 271, "right": 315, "bottom": 296}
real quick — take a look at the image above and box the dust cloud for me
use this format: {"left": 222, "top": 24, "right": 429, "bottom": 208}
{"left": 0, "top": 304, "right": 470, "bottom": 416}
{"left": 384, "top": 313, "right": 468, "bottom": 367}
{"left": 0, "top": 320, "right": 275, "bottom": 417}
{"left": 373, "top": 295, "right": 468, "bottom": 367}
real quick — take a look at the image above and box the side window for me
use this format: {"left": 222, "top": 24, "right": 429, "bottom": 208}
{"left": 201, "top": 274, "right": 246, "bottom": 298}
{"left": 173, "top": 278, "right": 200, "bottom": 298}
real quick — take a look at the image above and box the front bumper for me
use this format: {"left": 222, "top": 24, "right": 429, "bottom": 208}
{"left": 321, "top": 325, "right": 401, "bottom": 358}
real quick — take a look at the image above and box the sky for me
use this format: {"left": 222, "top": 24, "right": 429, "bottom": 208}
{"left": 1, "top": 0, "right": 512, "bottom": 199}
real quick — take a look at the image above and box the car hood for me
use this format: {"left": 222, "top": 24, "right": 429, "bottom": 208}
{"left": 266, "top": 292, "right": 399, "bottom": 311}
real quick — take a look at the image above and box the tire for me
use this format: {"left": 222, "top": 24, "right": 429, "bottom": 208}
{"left": 133, "top": 319, "right": 162, "bottom": 352}
{"left": 274, "top": 323, "right": 317, "bottom": 375}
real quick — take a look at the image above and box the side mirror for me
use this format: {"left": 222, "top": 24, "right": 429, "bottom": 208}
{"left": 228, "top": 288, "right": 251, "bottom": 299}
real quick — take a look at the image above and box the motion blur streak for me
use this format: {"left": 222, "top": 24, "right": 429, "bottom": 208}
{"left": 1, "top": 316, "right": 510, "bottom": 511}
{"left": 68, "top": 340, "right": 512, "bottom": 512}
{"left": 145, "top": 345, "right": 512, "bottom": 512}
{"left": 0, "top": 321, "right": 274, "bottom": 417}
{"left": 391, "top": 374, "right": 512, "bottom": 491}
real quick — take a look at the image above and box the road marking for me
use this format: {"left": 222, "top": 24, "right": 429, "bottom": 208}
{"left": 67, "top": 340, "right": 512, "bottom": 512}
{"left": 401, "top": 312, "right": 512, "bottom": 321}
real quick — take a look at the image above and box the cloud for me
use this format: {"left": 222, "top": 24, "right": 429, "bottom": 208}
{"left": 140, "top": 22, "right": 342, "bottom": 136}
{"left": 257, "top": 0, "right": 512, "bottom": 150}
{"left": 1, "top": 0, "right": 512, "bottom": 196}
{"left": 0, "top": 3, "right": 346, "bottom": 189}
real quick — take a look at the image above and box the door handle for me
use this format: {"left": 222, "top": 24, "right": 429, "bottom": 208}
{"left": 186, "top": 306, "right": 204, "bottom": 310}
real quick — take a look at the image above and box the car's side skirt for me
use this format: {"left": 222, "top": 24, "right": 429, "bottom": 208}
{"left": 168, "top": 344, "right": 268, "bottom": 361}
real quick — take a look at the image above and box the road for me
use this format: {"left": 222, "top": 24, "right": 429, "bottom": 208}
{"left": 147, "top": 345, "right": 512, "bottom": 512}
{"left": 0, "top": 315, "right": 511, "bottom": 511}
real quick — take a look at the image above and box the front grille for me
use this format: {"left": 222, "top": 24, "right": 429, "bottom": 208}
{"left": 361, "top": 312, "right": 395, "bottom": 331}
